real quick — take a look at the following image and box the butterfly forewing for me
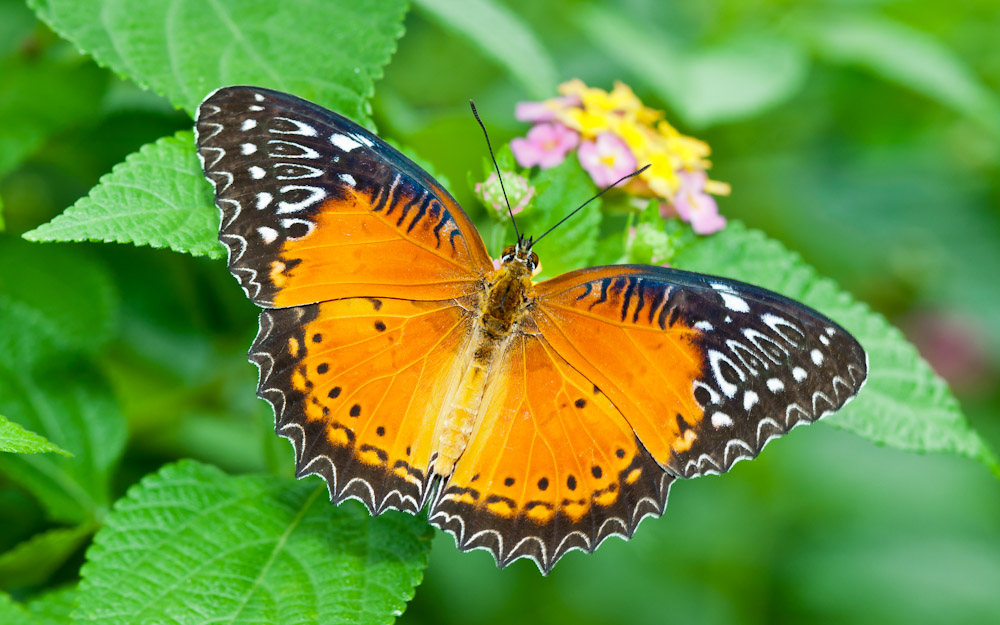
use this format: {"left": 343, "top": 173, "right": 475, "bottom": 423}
{"left": 195, "top": 86, "right": 492, "bottom": 308}
{"left": 534, "top": 265, "right": 868, "bottom": 478}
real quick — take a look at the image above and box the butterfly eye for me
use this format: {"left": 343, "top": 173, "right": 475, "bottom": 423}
{"left": 500, "top": 245, "right": 516, "bottom": 263}
{"left": 528, "top": 252, "right": 539, "bottom": 271}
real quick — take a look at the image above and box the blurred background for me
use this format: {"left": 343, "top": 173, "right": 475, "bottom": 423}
{"left": 1, "top": 0, "right": 999, "bottom": 622}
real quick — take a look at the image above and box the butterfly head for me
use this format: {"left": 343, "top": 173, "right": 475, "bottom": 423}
{"left": 500, "top": 236, "right": 539, "bottom": 274}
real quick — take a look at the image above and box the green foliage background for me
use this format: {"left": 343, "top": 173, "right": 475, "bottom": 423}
{"left": 1, "top": 0, "right": 999, "bottom": 623}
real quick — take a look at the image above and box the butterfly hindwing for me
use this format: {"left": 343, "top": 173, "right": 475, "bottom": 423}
{"left": 251, "top": 295, "right": 477, "bottom": 513}
{"left": 196, "top": 86, "right": 492, "bottom": 308}
{"left": 534, "top": 265, "right": 868, "bottom": 478}
{"left": 429, "top": 333, "right": 674, "bottom": 573}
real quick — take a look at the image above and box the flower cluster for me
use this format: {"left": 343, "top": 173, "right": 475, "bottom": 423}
{"left": 510, "top": 79, "right": 730, "bottom": 234}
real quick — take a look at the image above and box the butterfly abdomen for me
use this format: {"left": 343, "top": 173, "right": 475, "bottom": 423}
{"left": 432, "top": 260, "right": 536, "bottom": 476}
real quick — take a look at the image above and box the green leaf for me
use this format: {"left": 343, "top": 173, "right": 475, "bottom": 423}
{"left": 24, "top": 131, "right": 224, "bottom": 259}
{"left": 0, "top": 588, "right": 77, "bottom": 625}
{"left": 0, "top": 524, "right": 93, "bottom": 588}
{"left": 76, "top": 461, "right": 432, "bottom": 624}
{"left": 25, "top": 587, "right": 77, "bottom": 625}
{"left": 0, "top": 358, "right": 126, "bottom": 524}
{"left": 414, "top": 0, "right": 557, "bottom": 98}
{"left": 0, "top": 415, "right": 71, "bottom": 457}
{"left": 0, "top": 594, "right": 39, "bottom": 625}
{"left": 576, "top": 6, "right": 809, "bottom": 127}
{"left": 0, "top": 52, "right": 107, "bottom": 179}
{"left": 519, "top": 157, "right": 602, "bottom": 280}
{"left": 0, "top": 238, "right": 118, "bottom": 356}
{"left": 29, "top": 0, "right": 409, "bottom": 122}
{"left": 0, "top": 238, "right": 124, "bottom": 522}
{"left": 800, "top": 13, "right": 1000, "bottom": 129}
{"left": 674, "top": 222, "right": 999, "bottom": 473}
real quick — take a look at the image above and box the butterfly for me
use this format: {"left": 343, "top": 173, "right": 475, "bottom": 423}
{"left": 195, "top": 86, "right": 868, "bottom": 574}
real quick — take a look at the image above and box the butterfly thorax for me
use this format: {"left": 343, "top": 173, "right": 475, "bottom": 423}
{"left": 478, "top": 258, "right": 535, "bottom": 340}
{"left": 432, "top": 255, "right": 536, "bottom": 477}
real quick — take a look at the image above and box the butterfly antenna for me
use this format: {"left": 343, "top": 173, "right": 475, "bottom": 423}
{"left": 470, "top": 100, "right": 521, "bottom": 242}
{"left": 533, "top": 164, "right": 651, "bottom": 246}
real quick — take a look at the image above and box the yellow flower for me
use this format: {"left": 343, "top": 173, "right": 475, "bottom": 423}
{"left": 561, "top": 107, "right": 612, "bottom": 138}
{"left": 641, "top": 152, "right": 681, "bottom": 198}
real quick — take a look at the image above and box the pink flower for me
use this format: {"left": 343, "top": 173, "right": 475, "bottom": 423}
{"left": 511, "top": 122, "right": 579, "bottom": 169}
{"left": 515, "top": 95, "right": 581, "bottom": 122}
{"left": 577, "top": 131, "right": 637, "bottom": 187}
{"left": 672, "top": 170, "right": 726, "bottom": 235}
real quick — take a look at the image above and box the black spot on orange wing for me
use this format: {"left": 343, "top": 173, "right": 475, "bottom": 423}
{"left": 251, "top": 305, "right": 434, "bottom": 516}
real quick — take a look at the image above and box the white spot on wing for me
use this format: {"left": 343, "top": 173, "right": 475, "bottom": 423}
{"left": 820, "top": 335, "right": 831, "bottom": 346}
{"left": 793, "top": 367, "right": 807, "bottom": 382}
{"left": 720, "top": 291, "right": 750, "bottom": 313}
{"left": 339, "top": 173, "right": 357, "bottom": 187}
{"left": 248, "top": 105, "right": 264, "bottom": 111}
{"left": 253, "top": 93, "right": 265, "bottom": 102}
{"left": 241, "top": 143, "right": 257, "bottom": 155}
{"left": 331, "top": 133, "right": 363, "bottom": 152}
{"left": 241, "top": 119, "right": 257, "bottom": 131}
{"left": 711, "top": 412, "right": 733, "bottom": 428}
{"left": 766, "top": 378, "right": 784, "bottom": 392}
{"left": 256, "top": 192, "right": 273, "bottom": 210}
{"left": 257, "top": 226, "right": 278, "bottom": 244}
{"left": 743, "top": 391, "right": 758, "bottom": 411}
{"left": 271, "top": 116, "right": 319, "bottom": 136}
{"left": 694, "top": 321, "right": 713, "bottom": 332}
{"left": 249, "top": 166, "right": 266, "bottom": 179}
{"left": 710, "top": 282, "right": 751, "bottom": 313}
{"left": 811, "top": 349, "right": 824, "bottom": 365}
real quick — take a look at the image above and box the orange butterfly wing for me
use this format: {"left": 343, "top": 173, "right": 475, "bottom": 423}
{"left": 533, "top": 265, "right": 868, "bottom": 478}
{"left": 195, "top": 86, "right": 490, "bottom": 513}
{"left": 430, "top": 331, "right": 673, "bottom": 571}
{"left": 197, "top": 86, "right": 492, "bottom": 307}
{"left": 253, "top": 296, "right": 475, "bottom": 512}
